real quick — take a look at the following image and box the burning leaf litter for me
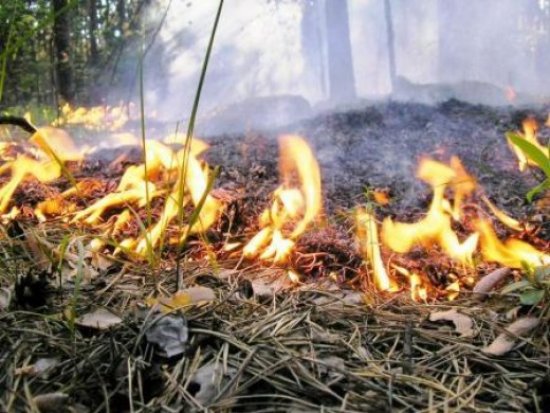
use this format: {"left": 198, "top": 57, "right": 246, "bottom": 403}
{"left": 1, "top": 101, "right": 549, "bottom": 411}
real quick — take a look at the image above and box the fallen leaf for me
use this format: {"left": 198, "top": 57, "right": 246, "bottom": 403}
{"left": 0, "top": 287, "right": 11, "bottom": 310}
{"left": 15, "top": 357, "right": 58, "bottom": 377}
{"left": 190, "top": 363, "right": 237, "bottom": 407}
{"left": 75, "top": 308, "right": 122, "bottom": 330}
{"left": 33, "top": 392, "right": 69, "bottom": 412}
{"left": 429, "top": 308, "right": 474, "bottom": 337}
{"left": 146, "top": 286, "right": 216, "bottom": 313}
{"left": 145, "top": 312, "right": 188, "bottom": 358}
{"left": 473, "top": 267, "right": 512, "bottom": 299}
{"left": 313, "top": 291, "right": 365, "bottom": 307}
{"left": 482, "top": 316, "right": 540, "bottom": 356}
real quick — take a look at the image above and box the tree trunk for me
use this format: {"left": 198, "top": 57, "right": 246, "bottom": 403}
{"left": 324, "top": 0, "right": 356, "bottom": 103}
{"left": 117, "top": 0, "right": 125, "bottom": 36}
{"left": 88, "top": 0, "right": 99, "bottom": 66}
{"left": 383, "top": 0, "right": 397, "bottom": 93}
{"left": 52, "top": 0, "right": 74, "bottom": 104}
{"left": 301, "top": 1, "right": 326, "bottom": 100}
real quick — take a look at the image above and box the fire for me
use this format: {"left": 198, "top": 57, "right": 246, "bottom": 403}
{"left": 480, "top": 195, "right": 523, "bottom": 231}
{"left": 243, "top": 135, "right": 321, "bottom": 264}
{"left": 0, "top": 107, "right": 547, "bottom": 302}
{"left": 507, "top": 117, "right": 548, "bottom": 171}
{"left": 70, "top": 138, "right": 222, "bottom": 256}
{"left": 0, "top": 127, "right": 83, "bottom": 214}
{"left": 381, "top": 157, "right": 478, "bottom": 267}
{"left": 475, "top": 219, "right": 549, "bottom": 268}
{"left": 54, "top": 103, "right": 130, "bottom": 131}
{"left": 505, "top": 86, "right": 517, "bottom": 103}
{"left": 356, "top": 208, "right": 397, "bottom": 291}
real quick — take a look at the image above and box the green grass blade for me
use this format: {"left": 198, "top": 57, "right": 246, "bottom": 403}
{"left": 507, "top": 132, "right": 550, "bottom": 178}
{"left": 526, "top": 178, "right": 550, "bottom": 203}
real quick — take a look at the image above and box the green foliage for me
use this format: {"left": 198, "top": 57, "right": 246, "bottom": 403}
{"left": 0, "top": 0, "right": 147, "bottom": 108}
{"left": 501, "top": 266, "right": 550, "bottom": 306}
{"left": 506, "top": 132, "right": 550, "bottom": 202}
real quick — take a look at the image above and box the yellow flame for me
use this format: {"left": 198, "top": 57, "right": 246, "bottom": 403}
{"left": 393, "top": 265, "right": 428, "bottom": 301}
{"left": 54, "top": 103, "right": 129, "bottom": 131}
{"left": 0, "top": 128, "right": 81, "bottom": 213}
{"left": 243, "top": 135, "right": 321, "bottom": 264}
{"left": 480, "top": 195, "right": 523, "bottom": 231}
{"left": 356, "top": 208, "right": 396, "bottom": 291}
{"left": 381, "top": 158, "right": 478, "bottom": 266}
{"left": 507, "top": 117, "right": 548, "bottom": 171}
{"left": 475, "top": 219, "right": 550, "bottom": 268}
{"left": 133, "top": 140, "right": 221, "bottom": 255}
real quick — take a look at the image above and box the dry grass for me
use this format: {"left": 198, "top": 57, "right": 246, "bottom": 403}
{"left": 1, "top": 243, "right": 549, "bottom": 412}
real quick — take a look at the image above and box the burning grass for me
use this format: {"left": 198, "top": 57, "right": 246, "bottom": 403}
{"left": 0, "top": 101, "right": 549, "bottom": 411}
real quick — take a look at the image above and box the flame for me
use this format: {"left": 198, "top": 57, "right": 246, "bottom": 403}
{"left": 54, "top": 103, "right": 130, "bottom": 131}
{"left": 356, "top": 208, "right": 396, "bottom": 291}
{"left": 480, "top": 195, "right": 523, "bottom": 231}
{"left": 69, "top": 137, "right": 222, "bottom": 256}
{"left": 132, "top": 141, "right": 221, "bottom": 255}
{"left": 393, "top": 265, "right": 428, "bottom": 301}
{"left": 243, "top": 135, "right": 321, "bottom": 264}
{"left": 505, "top": 86, "right": 517, "bottom": 103}
{"left": 71, "top": 140, "right": 172, "bottom": 225}
{"left": 507, "top": 117, "right": 548, "bottom": 171}
{"left": 0, "top": 127, "right": 83, "bottom": 213}
{"left": 475, "top": 219, "right": 550, "bottom": 268}
{"left": 381, "top": 157, "right": 478, "bottom": 266}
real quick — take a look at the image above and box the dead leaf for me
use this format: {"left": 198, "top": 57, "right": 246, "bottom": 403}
{"left": 190, "top": 363, "right": 237, "bottom": 407}
{"left": 75, "top": 308, "right": 122, "bottom": 330}
{"left": 0, "top": 287, "right": 11, "bottom": 310}
{"left": 473, "top": 267, "right": 512, "bottom": 299}
{"left": 15, "top": 357, "right": 58, "bottom": 377}
{"left": 482, "top": 316, "right": 539, "bottom": 356}
{"left": 145, "top": 313, "right": 188, "bottom": 358}
{"left": 429, "top": 308, "right": 474, "bottom": 337}
{"left": 313, "top": 291, "right": 365, "bottom": 307}
{"left": 146, "top": 286, "right": 216, "bottom": 313}
{"left": 33, "top": 392, "right": 69, "bottom": 412}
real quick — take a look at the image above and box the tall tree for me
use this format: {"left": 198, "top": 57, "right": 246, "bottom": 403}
{"left": 383, "top": 0, "right": 397, "bottom": 92}
{"left": 52, "top": 0, "right": 74, "bottom": 103}
{"left": 301, "top": 0, "right": 326, "bottom": 99}
{"left": 324, "top": 0, "right": 356, "bottom": 103}
{"left": 88, "top": 0, "right": 99, "bottom": 67}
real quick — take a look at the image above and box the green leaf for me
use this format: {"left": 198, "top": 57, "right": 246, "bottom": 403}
{"left": 501, "top": 279, "right": 531, "bottom": 295}
{"left": 507, "top": 132, "right": 550, "bottom": 178}
{"left": 519, "top": 289, "right": 545, "bottom": 306}
{"left": 526, "top": 179, "right": 550, "bottom": 203}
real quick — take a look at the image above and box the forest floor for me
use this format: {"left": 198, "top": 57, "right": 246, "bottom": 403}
{"left": 0, "top": 100, "right": 549, "bottom": 412}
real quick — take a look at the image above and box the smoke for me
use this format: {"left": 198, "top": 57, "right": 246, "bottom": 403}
{"left": 131, "top": 0, "right": 550, "bottom": 133}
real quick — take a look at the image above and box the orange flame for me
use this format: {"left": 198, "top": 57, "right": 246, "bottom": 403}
{"left": 356, "top": 208, "right": 397, "bottom": 291}
{"left": 243, "top": 135, "right": 321, "bottom": 264}
{"left": 475, "top": 219, "right": 549, "bottom": 268}
{"left": 0, "top": 127, "right": 82, "bottom": 214}
{"left": 381, "top": 157, "right": 478, "bottom": 266}
{"left": 54, "top": 103, "right": 130, "bottom": 131}
{"left": 505, "top": 86, "right": 517, "bottom": 103}
{"left": 507, "top": 117, "right": 548, "bottom": 171}
{"left": 69, "top": 137, "right": 221, "bottom": 256}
